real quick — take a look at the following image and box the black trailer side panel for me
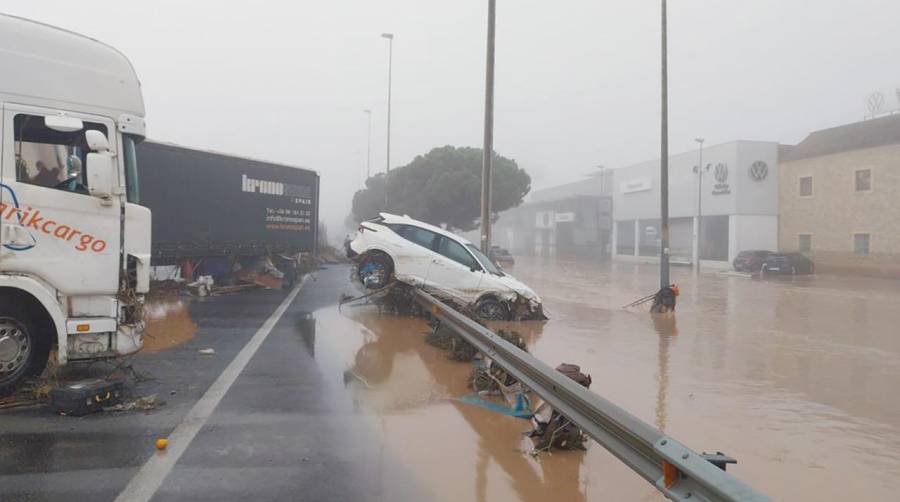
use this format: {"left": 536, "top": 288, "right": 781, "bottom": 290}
{"left": 136, "top": 141, "right": 318, "bottom": 262}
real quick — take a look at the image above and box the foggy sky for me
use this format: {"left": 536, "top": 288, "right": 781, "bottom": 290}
{"left": 6, "top": 1, "right": 899, "bottom": 240}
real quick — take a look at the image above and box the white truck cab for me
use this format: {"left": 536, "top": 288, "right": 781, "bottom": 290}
{"left": 0, "top": 14, "right": 151, "bottom": 392}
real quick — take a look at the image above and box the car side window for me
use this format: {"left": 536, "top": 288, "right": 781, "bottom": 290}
{"left": 437, "top": 236, "right": 478, "bottom": 269}
{"left": 399, "top": 225, "right": 438, "bottom": 251}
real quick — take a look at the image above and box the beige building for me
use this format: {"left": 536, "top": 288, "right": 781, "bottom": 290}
{"left": 779, "top": 114, "right": 900, "bottom": 277}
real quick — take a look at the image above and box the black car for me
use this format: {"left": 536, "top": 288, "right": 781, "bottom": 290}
{"left": 733, "top": 250, "right": 773, "bottom": 273}
{"left": 489, "top": 245, "right": 515, "bottom": 268}
{"left": 761, "top": 252, "right": 814, "bottom": 275}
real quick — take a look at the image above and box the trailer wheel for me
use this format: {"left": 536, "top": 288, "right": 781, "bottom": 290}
{"left": 0, "top": 297, "right": 51, "bottom": 395}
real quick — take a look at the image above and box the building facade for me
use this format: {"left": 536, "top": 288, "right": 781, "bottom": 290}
{"left": 492, "top": 170, "right": 614, "bottom": 259}
{"left": 778, "top": 114, "right": 900, "bottom": 276}
{"left": 612, "top": 141, "right": 780, "bottom": 266}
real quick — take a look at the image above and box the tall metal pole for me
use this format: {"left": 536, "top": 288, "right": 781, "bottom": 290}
{"left": 694, "top": 138, "right": 704, "bottom": 274}
{"left": 659, "top": 0, "right": 670, "bottom": 289}
{"left": 480, "top": 0, "right": 497, "bottom": 254}
{"left": 364, "top": 109, "right": 372, "bottom": 179}
{"left": 381, "top": 33, "right": 394, "bottom": 209}
{"left": 382, "top": 33, "right": 394, "bottom": 175}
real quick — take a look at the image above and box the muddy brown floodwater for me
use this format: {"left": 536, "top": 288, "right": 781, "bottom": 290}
{"left": 312, "top": 258, "right": 900, "bottom": 501}
{"left": 142, "top": 296, "right": 197, "bottom": 352}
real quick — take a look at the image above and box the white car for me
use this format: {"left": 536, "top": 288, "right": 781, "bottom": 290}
{"left": 346, "top": 213, "right": 545, "bottom": 320}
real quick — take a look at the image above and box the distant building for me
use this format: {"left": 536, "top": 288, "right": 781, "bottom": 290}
{"left": 492, "top": 170, "right": 614, "bottom": 259}
{"left": 778, "top": 114, "right": 900, "bottom": 277}
{"left": 612, "top": 141, "right": 780, "bottom": 266}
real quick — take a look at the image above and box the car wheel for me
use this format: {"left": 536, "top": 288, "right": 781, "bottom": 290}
{"left": 475, "top": 297, "right": 510, "bottom": 321}
{"left": 358, "top": 252, "right": 394, "bottom": 290}
{"left": 0, "top": 302, "right": 50, "bottom": 395}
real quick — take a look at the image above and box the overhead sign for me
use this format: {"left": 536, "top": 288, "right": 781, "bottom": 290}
{"left": 620, "top": 177, "right": 652, "bottom": 194}
{"left": 712, "top": 162, "right": 731, "bottom": 195}
{"left": 748, "top": 160, "right": 768, "bottom": 182}
{"left": 554, "top": 212, "right": 575, "bottom": 223}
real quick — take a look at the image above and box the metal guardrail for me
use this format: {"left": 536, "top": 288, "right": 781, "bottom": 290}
{"left": 413, "top": 288, "right": 774, "bottom": 502}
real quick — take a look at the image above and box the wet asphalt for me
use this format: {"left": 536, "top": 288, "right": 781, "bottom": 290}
{"left": 0, "top": 264, "right": 420, "bottom": 502}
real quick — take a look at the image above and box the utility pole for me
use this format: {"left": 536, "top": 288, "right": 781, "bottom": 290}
{"left": 480, "top": 0, "right": 497, "bottom": 254}
{"left": 693, "top": 138, "right": 705, "bottom": 274}
{"left": 381, "top": 33, "right": 394, "bottom": 209}
{"left": 364, "top": 109, "right": 372, "bottom": 180}
{"left": 659, "top": 0, "right": 670, "bottom": 289}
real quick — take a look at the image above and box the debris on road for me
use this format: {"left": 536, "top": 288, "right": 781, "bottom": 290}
{"left": 650, "top": 284, "right": 679, "bottom": 313}
{"left": 198, "top": 348, "right": 216, "bottom": 356}
{"left": 527, "top": 363, "right": 592, "bottom": 451}
{"left": 104, "top": 394, "right": 165, "bottom": 413}
{"left": 156, "top": 438, "right": 169, "bottom": 450}
{"left": 48, "top": 378, "right": 125, "bottom": 417}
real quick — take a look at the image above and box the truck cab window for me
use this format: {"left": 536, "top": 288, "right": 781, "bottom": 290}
{"left": 13, "top": 114, "right": 108, "bottom": 195}
{"left": 123, "top": 135, "right": 140, "bottom": 204}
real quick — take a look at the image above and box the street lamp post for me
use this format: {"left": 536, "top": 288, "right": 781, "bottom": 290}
{"left": 363, "top": 109, "right": 372, "bottom": 180}
{"left": 480, "top": 0, "right": 497, "bottom": 254}
{"left": 381, "top": 33, "right": 393, "bottom": 176}
{"left": 381, "top": 33, "right": 394, "bottom": 209}
{"left": 659, "top": 0, "right": 670, "bottom": 289}
{"left": 693, "top": 138, "right": 706, "bottom": 273}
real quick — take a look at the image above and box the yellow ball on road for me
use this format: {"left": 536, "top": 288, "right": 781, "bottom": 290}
{"left": 156, "top": 438, "right": 169, "bottom": 450}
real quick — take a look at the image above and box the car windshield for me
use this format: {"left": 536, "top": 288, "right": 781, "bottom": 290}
{"left": 466, "top": 244, "right": 503, "bottom": 276}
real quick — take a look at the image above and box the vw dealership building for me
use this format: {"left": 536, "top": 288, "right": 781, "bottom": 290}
{"left": 611, "top": 141, "right": 780, "bottom": 267}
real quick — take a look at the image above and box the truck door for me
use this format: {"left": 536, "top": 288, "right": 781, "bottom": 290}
{"left": 0, "top": 105, "right": 121, "bottom": 296}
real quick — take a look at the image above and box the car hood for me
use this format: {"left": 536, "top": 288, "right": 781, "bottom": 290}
{"left": 493, "top": 273, "right": 541, "bottom": 302}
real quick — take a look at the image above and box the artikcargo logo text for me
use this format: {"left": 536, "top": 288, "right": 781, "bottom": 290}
{"left": 0, "top": 184, "right": 108, "bottom": 253}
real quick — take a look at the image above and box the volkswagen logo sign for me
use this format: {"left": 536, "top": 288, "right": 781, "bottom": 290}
{"left": 714, "top": 162, "right": 728, "bottom": 183}
{"left": 749, "top": 160, "right": 768, "bottom": 181}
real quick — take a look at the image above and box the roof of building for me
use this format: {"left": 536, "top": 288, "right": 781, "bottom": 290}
{"left": 529, "top": 173, "right": 612, "bottom": 203}
{"left": 0, "top": 14, "right": 144, "bottom": 117}
{"left": 782, "top": 113, "right": 900, "bottom": 162}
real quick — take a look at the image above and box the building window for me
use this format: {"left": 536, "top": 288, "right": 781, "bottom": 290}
{"left": 799, "top": 176, "right": 813, "bottom": 197}
{"left": 853, "top": 233, "right": 870, "bottom": 255}
{"left": 855, "top": 169, "right": 872, "bottom": 192}
{"left": 798, "top": 234, "right": 811, "bottom": 252}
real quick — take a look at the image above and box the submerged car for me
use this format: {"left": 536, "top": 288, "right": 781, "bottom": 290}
{"left": 733, "top": 250, "right": 774, "bottom": 273}
{"left": 346, "top": 213, "right": 545, "bottom": 320}
{"left": 489, "top": 245, "right": 515, "bottom": 268}
{"left": 761, "top": 252, "right": 814, "bottom": 275}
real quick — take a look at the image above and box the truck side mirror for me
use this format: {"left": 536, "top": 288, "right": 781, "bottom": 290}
{"left": 85, "top": 130, "right": 114, "bottom": 200}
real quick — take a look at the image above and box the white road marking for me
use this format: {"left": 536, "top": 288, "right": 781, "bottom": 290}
{"left": 115, "top": 276, "right": 309, "bottom": 502}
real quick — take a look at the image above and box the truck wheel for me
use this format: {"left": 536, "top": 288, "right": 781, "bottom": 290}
{"left": 0, "top": 303, "right": 50, "bottom": 395}
{"left": 475, "top": 297, "right": 510, "bottom": 321}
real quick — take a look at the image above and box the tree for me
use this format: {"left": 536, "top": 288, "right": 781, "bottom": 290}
{"left": 351, "top": 146, "right": 531, "bottom": 231}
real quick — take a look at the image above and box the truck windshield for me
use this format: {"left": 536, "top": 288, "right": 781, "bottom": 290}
{"left": 466, "top": 244, "right": 503, "bottom": 276}
{"left": 123, "top": 135, "right": 140, "bottom": 204}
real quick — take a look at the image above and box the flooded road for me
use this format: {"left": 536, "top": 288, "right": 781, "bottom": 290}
{"left": 142, "top": 296, "right": 197, "bottom": 352}
{"left": 311, "top": 259, "right": 900, "bottom": 501}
